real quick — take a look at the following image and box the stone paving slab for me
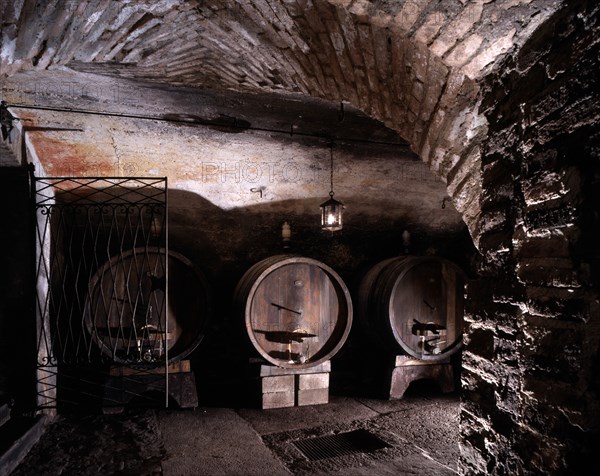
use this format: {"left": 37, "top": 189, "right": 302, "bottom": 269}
{"left": 260, "top": 397, "right": 459, "bottom": 476}
{"left": 356, "top": 391, "right": 457, "bottom": 415}
{"left": 375, "top": 400, "right": 460, "bottom": 470}
{"left": 309, "top": 452, "right": 458, "bottom": 476}
{"left": 237, "top": 395, "right": 378, "bottom": 435}
{"left": 159, "top": 407, "right": 290, "bottom": 476}
{"left": 10, "top": 393, "right": 459, "bottom": 476}
{"left": 10, "top": 411, "right": 164, "bottom": 476}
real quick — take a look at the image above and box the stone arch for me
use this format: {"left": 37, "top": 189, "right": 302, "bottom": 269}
{"left": 4, "top": 0, "right": 546, "bottom": 246}
{"left": 173, "top": 0, "right": 489, "bottom": 244}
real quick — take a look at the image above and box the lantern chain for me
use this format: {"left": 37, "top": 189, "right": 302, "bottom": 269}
{"left": 329, "top": 142, "right": 335, "bottom": 197}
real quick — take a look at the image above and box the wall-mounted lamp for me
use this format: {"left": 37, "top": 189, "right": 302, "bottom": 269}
{"left": 282, "top": 222, "right": 291, "bottom": 249}
{"left": 402, "top": 229, "right": 410, "bottom": 254}
{"left": 320, "top": 142, "right": 344, "bottom": 232}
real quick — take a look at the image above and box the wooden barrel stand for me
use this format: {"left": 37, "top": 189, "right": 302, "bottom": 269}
{"left": 102, "top": 360, "right": 197, "bottom": 413}
{"left": 386, "top": 355, "right": 454, "bottom": 399}
{"left": 84, "top": 248, "right": 210, "bottom": 412}
{"left": 358, "top": 256, "right": 465, "bottom": 399}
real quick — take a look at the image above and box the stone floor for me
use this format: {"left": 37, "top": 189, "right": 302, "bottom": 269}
{"left": 10, "top": 382, "right": 459, "bottom": 476}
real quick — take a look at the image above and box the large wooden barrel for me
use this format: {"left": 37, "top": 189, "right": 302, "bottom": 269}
{"left": 84, "top": 247, "right": 210, "bottom": 364}
{"left": 234, "top": 255, "right": 353, "bottom": 369}
{"left": 358, "top": 256, "right": 465, "bottom": 361}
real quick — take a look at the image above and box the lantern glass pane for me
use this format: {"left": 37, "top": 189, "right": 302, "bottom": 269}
{"left": 320, "top": 198, "right": 343, "bottom": 232}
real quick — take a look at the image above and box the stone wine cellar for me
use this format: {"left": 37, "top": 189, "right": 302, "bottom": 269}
{"left": 0, "top": 1, "right": 599, "bottom": 475}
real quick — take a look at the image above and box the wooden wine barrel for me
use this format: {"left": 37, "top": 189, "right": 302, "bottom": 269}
{"left": 358, "top": 256, "right": 465, "bottom": 361}
{"left": 234, "top": 255, "right": 353, "bottom": 369}
{"left": 84, "top": 247, "right": 210, "bottom": 364}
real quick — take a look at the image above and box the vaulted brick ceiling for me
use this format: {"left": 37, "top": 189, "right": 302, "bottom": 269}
{"left": 0, "top": 0, "right": 565, "bottom": 242}
{"left": 1, "top": 0, "right": 560, "bottom": 87}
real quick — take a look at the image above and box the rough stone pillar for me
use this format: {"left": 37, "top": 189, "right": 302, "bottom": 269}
{"left": 460, "top": 2, "right": 600, "bottom": 474}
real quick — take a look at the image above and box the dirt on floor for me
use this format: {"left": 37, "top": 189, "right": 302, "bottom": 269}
{"left": 10, "top": 382, "right": 459, "bottom": 476}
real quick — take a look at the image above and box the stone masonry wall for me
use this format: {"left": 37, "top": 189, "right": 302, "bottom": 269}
{"left": 460, "top": 1, "right": 600, "bottom": 474}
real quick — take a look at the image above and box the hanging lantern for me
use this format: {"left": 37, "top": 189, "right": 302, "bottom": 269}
{"left": 320, "top": 192, "right": 344, "bottom": 231}
{"left": 320, "top": 143, "right": 344, "bottom": 232}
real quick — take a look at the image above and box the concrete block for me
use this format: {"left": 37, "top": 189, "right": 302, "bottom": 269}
{"left": 262, "top": 391, "right": 295, "bottom": 409}
{"left": 262, "top": 375, "right": 294, "bottom": 393}
{"left": 297, "top": 388, "right": 329, "bottom": 406}
{"left": 252, "top": 362, "right": 331, "bottom": 408}
{"left": 255, "top": 360, "right": 331, "bottom": 376}
{"left": 394, "top": 355, "right": 450, "bottom": 366}
{"left": 297, "top": 373, "right": 329, "bottom": 390}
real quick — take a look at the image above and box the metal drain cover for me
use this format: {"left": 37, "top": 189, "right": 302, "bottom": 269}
{"left": 292, "top": 429, "right": 390, "bottom": 461}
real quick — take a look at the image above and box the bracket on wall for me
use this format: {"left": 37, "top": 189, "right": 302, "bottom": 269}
{"left": 337, "top": 102, "right": 345, "bottom": 123}
{"left": 250, "top": 187, "right": 264, "bottom": 198}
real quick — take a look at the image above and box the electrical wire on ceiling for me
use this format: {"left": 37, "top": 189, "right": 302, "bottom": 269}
{"left": 4, "top": 102, "right": 412, "bottom": 150}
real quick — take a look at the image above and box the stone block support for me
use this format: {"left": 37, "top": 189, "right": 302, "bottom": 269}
{"left": 249, "top": 360, "right": 331, "bottom": 409}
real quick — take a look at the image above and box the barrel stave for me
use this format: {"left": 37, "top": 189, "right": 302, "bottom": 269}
{"left": 84, "top": 247, "right": 209, "bottom": 365}
{"left": 359, "top": 256, "right": 464, "bottom": 361}
{"left": 235, "top": 255, "right": 352, "bottom": 369}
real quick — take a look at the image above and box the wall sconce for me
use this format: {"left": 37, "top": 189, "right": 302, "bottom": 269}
{"left": 282, "top": 222, "right": 291, "bottom": 249}
{"left": 320, "top": 142, "right": 344, "bottom": 232}
{"left": 402, "top": 229, "right": 410, "bottom": 254}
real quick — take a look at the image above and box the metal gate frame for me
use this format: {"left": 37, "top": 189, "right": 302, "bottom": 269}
{"left": 31, "top": 174, "right": 170, "bottom": 411}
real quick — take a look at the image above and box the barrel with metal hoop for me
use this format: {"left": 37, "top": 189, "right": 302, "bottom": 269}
{"left": 358, "top": 256, "right": 465, "bottom": 361}
{"left": 84, "top": 247, "right": 210, "bottom": 364}
{"left": 234, "top": 255, "right": 353, "bottom": 369}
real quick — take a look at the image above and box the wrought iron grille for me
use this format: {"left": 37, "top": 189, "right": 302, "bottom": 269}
{"left": 32, "top": 176, "right": 169, "bottom": 410}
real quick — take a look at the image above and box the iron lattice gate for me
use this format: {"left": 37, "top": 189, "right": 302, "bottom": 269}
{"left": 33, "top": 175, "right": 171, "bottom": 411}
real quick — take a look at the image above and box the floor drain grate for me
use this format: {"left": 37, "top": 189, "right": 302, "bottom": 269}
{"left": 292, "top": 429, "right": 390, "bottom": 461}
